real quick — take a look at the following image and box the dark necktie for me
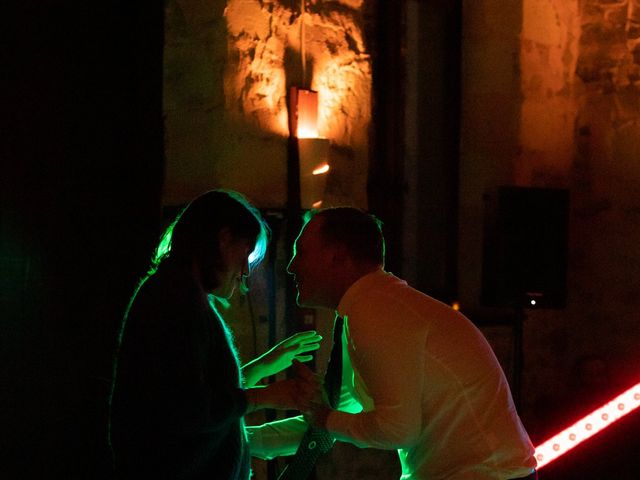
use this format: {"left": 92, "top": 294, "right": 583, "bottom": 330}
{"left": 277, "top": 315, "right": 344, "bottom": 480}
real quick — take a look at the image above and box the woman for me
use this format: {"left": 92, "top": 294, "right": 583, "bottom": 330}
{"left": 109, "top": 190, "right": 319, "bottom": 479}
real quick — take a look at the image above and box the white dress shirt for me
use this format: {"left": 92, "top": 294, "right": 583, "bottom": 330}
{"left": 248, "top": 269, "right": 537, "bottom": 479}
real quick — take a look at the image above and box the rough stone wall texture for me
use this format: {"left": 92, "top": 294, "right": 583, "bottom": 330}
{"left": 164, "top": 0, "right": 371, "bottom": 208}
{"left": 463, "top": 0, "right": 640, "bottom": 441}
{"left": 518, "top": 0, "right": 580, "bottom": 183}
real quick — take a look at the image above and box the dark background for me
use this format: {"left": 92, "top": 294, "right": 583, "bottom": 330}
{"left": 2, "top": 2, "right": 164, "bottom": 477}
{"left": 2, "top": 2, "right": 638, "bottom": 479}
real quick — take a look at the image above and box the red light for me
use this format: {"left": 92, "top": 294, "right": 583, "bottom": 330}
{"left": 535, "top": 382, "right": 640, "bottom": 469}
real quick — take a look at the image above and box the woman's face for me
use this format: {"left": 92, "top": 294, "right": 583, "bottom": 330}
{"left": 210, "top": 231, "right": 253, "bottom": 299}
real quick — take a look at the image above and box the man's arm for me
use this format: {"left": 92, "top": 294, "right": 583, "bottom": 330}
{"left": 322, "top": 304, "right": 426, "bottom": 450}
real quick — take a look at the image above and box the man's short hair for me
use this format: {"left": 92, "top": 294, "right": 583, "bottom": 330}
{"left": 306, "top": 207, "right": 385, "bottom": 267}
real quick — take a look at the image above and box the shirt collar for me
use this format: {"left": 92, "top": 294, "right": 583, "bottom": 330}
{"left": 336, "top": 267, "right": 388, "bottom": 317}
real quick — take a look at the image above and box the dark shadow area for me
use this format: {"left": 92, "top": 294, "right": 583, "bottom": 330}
{"left": 363, "top": 0, "right": 405, "bottom": 276}
{"left": 412, "top": 0, "right": 462, "bottom": 304}
{"left": 2, "top": 2, "right": 164, "bottom": 478}
{"left": 284, "top": 44, "right": 315, "bottom": 91}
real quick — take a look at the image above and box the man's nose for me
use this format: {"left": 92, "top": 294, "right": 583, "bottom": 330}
{"left": 286, "top": 256, "right": 295, "bottom": 274}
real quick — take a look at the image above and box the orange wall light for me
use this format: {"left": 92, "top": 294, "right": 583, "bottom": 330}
{"left": 534, "top": 381, "right": 640, "bottom": 469}
{"left": 312, "top": 162, "right": 330, "bottom": 175}
{"left": 290, "top": 86, "right": 330, "bottom": 209}
{"left": 290, "top": 87, "right": 319, "bottom": 138}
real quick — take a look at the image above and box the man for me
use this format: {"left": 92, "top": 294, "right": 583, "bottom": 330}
{"left": 249, "top": 207, "right": 537, "bottom": 480}
{"left": 108, "top": 190, "right": 316, "bottom": 480}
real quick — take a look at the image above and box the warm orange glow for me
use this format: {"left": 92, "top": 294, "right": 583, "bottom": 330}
{"left": 291, "top": 87, "right": 319, "bottom": 138}
{"left": 313, "top": 56, "right": 371, "bottom": 145}
{"left": 534, "top": 382, "right": 640, "bottom": 469}
{"left": 452, "top": 301, "right": 460, "bottom": 311}
{"left": 297, "top": 126, "right": 318, "bottom": 139}
{"left": 224, "top": 1, "right": 371, "bottom": 148}
{"left": 312, "top": 162, "right": 330, "bottom": 175}
{"left": 312, "top": 200, "right": 323, "bottom": 209}
{"left": 298, "top": 138, "right": 329, "bottom": 209}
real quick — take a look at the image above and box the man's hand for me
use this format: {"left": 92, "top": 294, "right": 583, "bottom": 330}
{"left": 306, "top": 402, "right": 333, "bottom": 430}
{"left": 292, "top": 360, "right": 333, "bottom": 429}
{"left": 291, "top": 360, "right": 324, "bottom": 414}
{"left": 247, "top": 360, "right": 323, "bottom": 412}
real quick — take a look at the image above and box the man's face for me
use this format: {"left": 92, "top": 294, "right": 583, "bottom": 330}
{"left": 287, "top": 218, "right": 335, "bottom": 309}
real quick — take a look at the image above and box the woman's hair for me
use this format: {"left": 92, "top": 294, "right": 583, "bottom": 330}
{"left": 151, "top": 189, "right": 270, "bottom": 274}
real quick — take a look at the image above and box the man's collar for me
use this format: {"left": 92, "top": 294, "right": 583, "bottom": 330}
{"left": 336, "top": 267, "right": 387, "bottom": 317}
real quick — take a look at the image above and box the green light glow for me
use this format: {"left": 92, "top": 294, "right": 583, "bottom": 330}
{"left": 248, "top": 226, "right": 268, "bottom": 272}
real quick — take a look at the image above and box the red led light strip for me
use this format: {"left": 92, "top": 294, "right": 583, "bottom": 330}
{"left": 535, "top": 382, "right": 640, "bottom": 469}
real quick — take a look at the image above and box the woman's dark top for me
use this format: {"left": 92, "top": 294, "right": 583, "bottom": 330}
{"left": 109, "top": 260, "right": 250, "bottom": 479}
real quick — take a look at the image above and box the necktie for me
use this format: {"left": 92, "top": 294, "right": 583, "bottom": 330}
{"left": 277, "top": 315, "right": 344, "bottom": 480}
{"left": 323, "top": 315, "right": 344, "bottom": 410}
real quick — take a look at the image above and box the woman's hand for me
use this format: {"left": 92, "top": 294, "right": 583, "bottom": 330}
{"left": 242, "top": 330, "right": 322, "bottom": 387}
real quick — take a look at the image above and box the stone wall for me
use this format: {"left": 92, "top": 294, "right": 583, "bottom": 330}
{"left": 462, "top": 0, "right": 640, "bottom": 442}
{"left": 163, "top": 0, "right": 372, "bottom": 208}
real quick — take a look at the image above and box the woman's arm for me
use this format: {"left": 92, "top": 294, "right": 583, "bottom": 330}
{"left": 242, "top": 330, "right": 322, "bottom": 387}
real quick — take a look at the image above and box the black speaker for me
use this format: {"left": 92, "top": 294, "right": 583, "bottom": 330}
{"left": 481, "top": 186, "right": 569, "bottom": 309}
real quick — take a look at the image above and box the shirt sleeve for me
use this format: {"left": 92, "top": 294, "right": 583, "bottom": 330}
{"left": 326, "top": 299, "right": 426, "bottom": 450}
{"left": 246, "top": 415, "right": 308, "bottom": 459}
